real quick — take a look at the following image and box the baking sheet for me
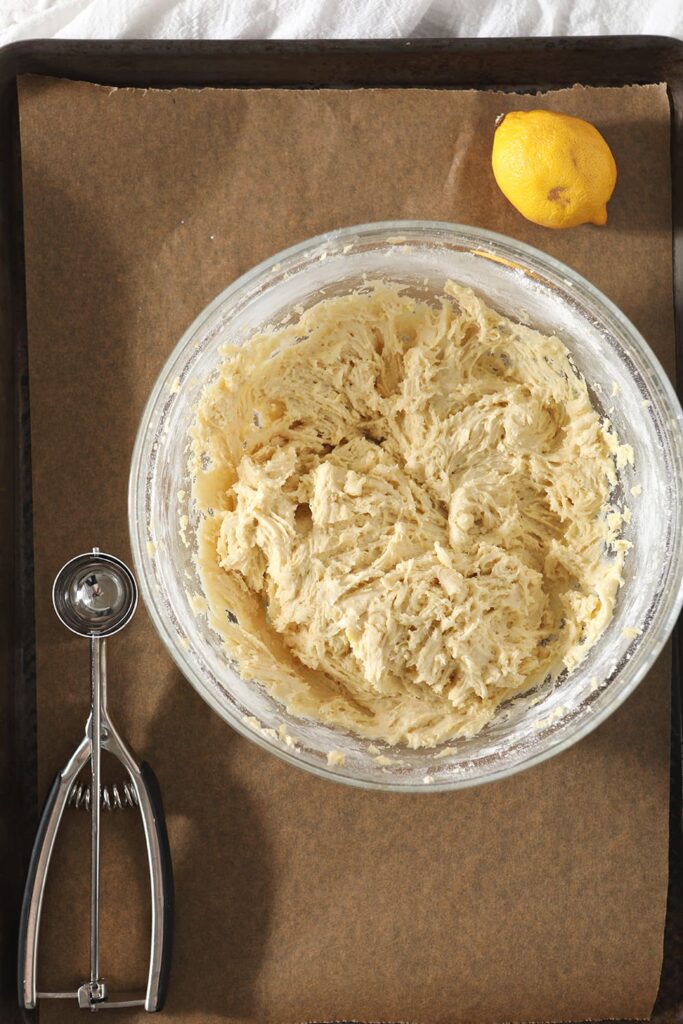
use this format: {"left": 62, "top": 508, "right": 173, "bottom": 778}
{"left": 17, "top": 76, "right": 674, "bottom": 1023}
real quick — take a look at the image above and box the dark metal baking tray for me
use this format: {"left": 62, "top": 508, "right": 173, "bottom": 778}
{"left": 0, "top": 35, "right": 681, "bottom": 1024}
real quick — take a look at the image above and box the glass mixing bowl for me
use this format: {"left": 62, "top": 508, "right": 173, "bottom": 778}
{"left": 129, "top": 221, "right": 683, "bottom": 791}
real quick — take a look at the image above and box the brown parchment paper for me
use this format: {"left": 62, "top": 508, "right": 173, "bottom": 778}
{"left": 17, "top": 76, "right": 675, "bottom": 1024}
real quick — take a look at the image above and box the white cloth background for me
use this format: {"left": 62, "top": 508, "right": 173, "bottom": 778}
{"left": 1, "top": 0, "right": 683, "bottom": 46}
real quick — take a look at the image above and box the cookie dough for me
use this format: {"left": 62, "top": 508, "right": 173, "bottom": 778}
{"left": 190, "top": 281, "right": 631, "bottom": 748}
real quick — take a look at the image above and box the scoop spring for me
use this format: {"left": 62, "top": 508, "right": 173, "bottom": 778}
{"left": 67, "top": 778, "right": 139, "bottom": 812}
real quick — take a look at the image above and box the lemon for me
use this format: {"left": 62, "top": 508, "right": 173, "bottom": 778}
{"left": 491, "top": 109, "right": 617, "bottom": 229}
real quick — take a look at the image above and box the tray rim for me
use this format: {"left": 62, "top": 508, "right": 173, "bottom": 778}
{"left": 2, "top": 34, "right": 683, "bottom": 92}
{"left": 1, "top": 34, "right": 682, "bottom": 1024}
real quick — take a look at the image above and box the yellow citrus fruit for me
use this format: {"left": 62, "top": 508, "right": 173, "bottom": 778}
{"left": 491, "top": 109, "right": 617, "bottom": 228}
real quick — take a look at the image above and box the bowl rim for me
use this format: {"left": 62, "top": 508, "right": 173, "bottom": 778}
{"left": 128, "top": 219, "right": 683, "bottom": 792}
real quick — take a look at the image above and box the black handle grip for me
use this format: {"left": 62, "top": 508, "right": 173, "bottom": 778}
{"left": 17, "top": 770, "right": 62, "bottom": 1010}
{"left": 140, "top": 761, "right": 174, "bottom": 1011}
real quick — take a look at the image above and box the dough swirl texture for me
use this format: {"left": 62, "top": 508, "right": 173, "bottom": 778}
{"left": 190, "top": 282, "right": 631, "bottom": 748}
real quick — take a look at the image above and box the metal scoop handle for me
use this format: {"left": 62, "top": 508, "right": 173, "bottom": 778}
{"left": 102, "top": 714, "right": 174, "bottom": 1011}
{"left": 17, "top": 704, "right": 174, "bottom": 1011}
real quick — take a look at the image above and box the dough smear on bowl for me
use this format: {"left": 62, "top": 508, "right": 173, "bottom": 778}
{"left": 190, "top": 281, "right": 632, "bottom": 749}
